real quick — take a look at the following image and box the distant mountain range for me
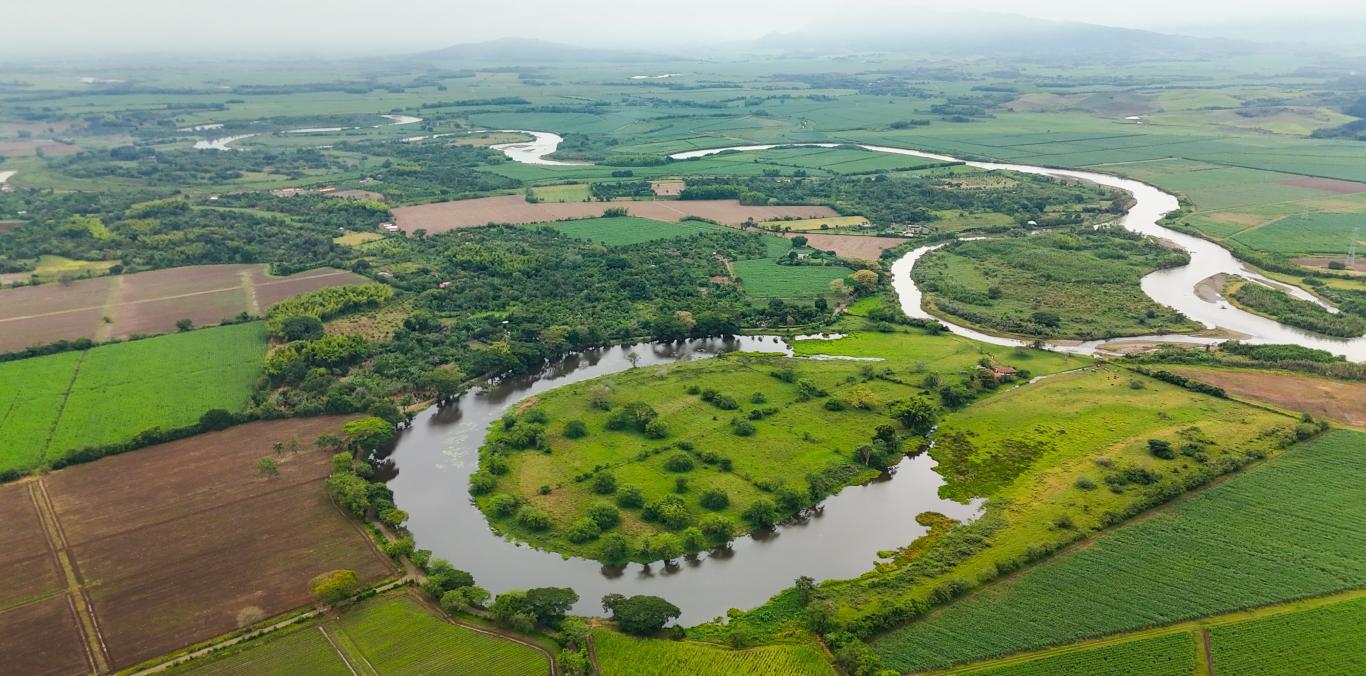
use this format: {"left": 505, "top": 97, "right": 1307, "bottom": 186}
{"left": 419, "top": 38, "right": 674, "bottom": 63}
{"left": 754, "top": 7, "right": 1252, "bottom": 59}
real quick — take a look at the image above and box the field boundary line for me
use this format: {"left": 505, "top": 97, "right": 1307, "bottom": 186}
{"left": 96, "top": 274, "right": 125, "bottom": 341}
{"left": 932, "top": 587, "right": 1366, "bottom": 674}
{"left": 31, "top": 479, "right": 111, "bottom": 673}
{"left": 1199, "top": 627, "right": 1214, "bottom": 676}
{"left": 239, "top": 268, "right": 261, "bottom": 316}
{"left": 36, "top": 348, "right": 87, "bottom": 467}
{"left": 318, "top": 625, "right": 361, "bottom": 676}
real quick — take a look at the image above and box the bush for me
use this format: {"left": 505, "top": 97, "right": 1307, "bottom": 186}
{"left": 564, "top": 420, "right": 588, "bottom": 439}
{"left": 644, "top": 419, "right": 669, "bottom": 439}
{"left": 310, "top": 569, "right": 360, "bottom": 604}
{"left": 664, "top": 453, "right": 695, "bottom": 472}
{"left": 1074, "top": 476, "right": 1097, "bottom": 491}
{"left": 700, "top": 514, "right": 735, "bottom": 541}
{"left": 488, "top": 493, "right": 520, "bottom": 517}
{"left": 1148, "top": 439, "right": 1175, "bottom": 459}
{"left": 824, "top": 398, "right": 847, "bottom": 411}
{"left": 606, "top": 401, "right": 658, "bottom": 432}
{"left": 591, "top": 472, "right": 617, "bottom": 494}
{"left": 600, "top": 533, "right": 630, "bottom": 562}
{"left": 616, "top": 484, "right": 645, "bottom": 508}
{"left": 566, "top": 517, "right": 602, "bottom": 543}
{"left": 731, "top": 419, "right": 756, "bottom": 436}
{"left": 587, "top": 502, "right": 620, "bottom": 529}
{"left": 602, "top": 594, "right": 682, "bottom": 636}
{"left": 700, "top": 489, "right": 730, "bottom": 510}
{"left": 742, "top": 498, "right": 779, "bottom": 527}
{"left": 516, "top": 505, "right": 552, "bottom": 530}
{"left": 468, "top": 471, "right": 497, "bottom": 495}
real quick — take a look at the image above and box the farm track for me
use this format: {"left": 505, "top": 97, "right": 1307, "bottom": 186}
{"left": 30, "top": 480, "right": 110, "bottom": 673}
{"left": 36, "top": 349, "right": 87, "bottom": 465}
{"left": 930, "top": 588, "right": 1366, "bottom": 674}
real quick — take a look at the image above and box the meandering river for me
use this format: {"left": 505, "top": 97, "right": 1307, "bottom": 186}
{"left": 386, "top": 134, "right": 1364, "bottom": 622}
{"left": 384, "top": 338, "right": 982, "bottom": 622}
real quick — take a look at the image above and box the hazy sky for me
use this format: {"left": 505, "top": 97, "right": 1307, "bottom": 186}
{"left": 5, "top": 0, "right": 1365, "bottom": 56}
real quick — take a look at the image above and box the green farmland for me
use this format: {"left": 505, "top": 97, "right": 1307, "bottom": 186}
{"left": 0, "top": 322, "right": 266, "bottom": 475}
{"left": 593, "top": 629, "right": 833, "bottom": 676}
{"left": 176, "top": 592, "right": 549, "bottom": 675}
{"left": 871, "top": 430, "right": 1366, "bottom": 672}
{"left": 1209, "top": 594, "right": 1366, "bottom": 676}
{"left": 732, "top": 259, "right": 849, "bottom": 299}
{"left": 948, "top": 631, "right": 1197, "bottom": 676}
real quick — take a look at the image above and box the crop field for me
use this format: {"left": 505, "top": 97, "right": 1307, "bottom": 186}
{"left": 176, "top": 591, "right": 549, "bottom": 675}
{"left": 31, "top": 416, "right": 394, "bottom": 671}
{"left": 390, "top": 194, "right": 837, "bottom": 233}
{"left": 871, "top": 430, "right": 1366, "bottom": 672}
{"left": 529, "top": 183, "right": 592, "bottom": 202}
{"left": 593, "top": 629, "right": 833, "bottom": 676}
{"left": 1166, "top": 367, "right": 1366, "bottom": 428}
{"left": 1209, "top": 595, "right": 1366, "bottom": 676}
{"left": 0, "top": 322, "right": 267, "bottom": 475}
{"left": 0, "top": 264, "right": 371, "bottom": 352}
{"left": 732, "top": 259, "right": 848, "bottom": 299}
{"left": 948, "top": 631, "right": 1197, "bottom": 676}
{"left": 1230, "top": 212, "right": 1366, "bottom": 255}
{"left": 541, "top": 216, "right": 725, "bottom": 245}
{"left": 760, "top": 215, "right": 870, "bottom": 232}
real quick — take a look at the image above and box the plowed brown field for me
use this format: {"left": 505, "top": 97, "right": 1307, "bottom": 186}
{"left": 0, "top": 265, "right": 372, "bottom": 353}
{"left": 1168, "top": 367, "right": 1366, "bottom": 428}
{"left": 0, "top": 416, "right": 395, "bottom": 672}
{"left": 789, "top": 233, "right": 907, "bottom": 261}
{"left": 391, "top": 194, "right": 838, "bottom": 233}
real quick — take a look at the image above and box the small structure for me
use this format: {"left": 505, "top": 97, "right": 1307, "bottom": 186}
{"left": 379, "top": 222, "right": 400, "bottom": 233}
{"left": 991, "top": 366, "right": 1018, "bottom": 379}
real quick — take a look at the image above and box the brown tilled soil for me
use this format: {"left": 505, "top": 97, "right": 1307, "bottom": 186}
{"left": 0, "top": 220, "right": 24, "bottom": 233}
{"left": 1276, "top": 176, "right": 1366, "bottom": 194}
{"left": 391, "top": 195, "right": 838, "bottom": 233}
{"left": 1168, "top": 367, "right": 1366, "bottom": 429}
{"left": 1292, "top": 256, "right": 1366, "bottom": 272}
{"left": 0, "top": 483, "right": 66, "bottom": 610}
{"left": 790, "top": 232, "right": 907, "bottom": 261}
{"left": 650, "top": 180, "right": 686, "bottom": 196}
{"left": 0, "top": 595, "right": 91, "bottom": 676}
{"left": 37, "top": 416, "right": 394, "bottom": 670}
{"left": 0, "top": 264, "right": 371, "bottom": 352}
{"left": 0, "top": 140, "right": 81, "bottom": 158}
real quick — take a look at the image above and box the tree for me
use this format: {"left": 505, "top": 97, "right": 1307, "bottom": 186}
{"left": 516, "top": 505, "right": 553, "bottom": 530}
{"left": 309, "top": 569, "right": 360, "bottom": 605}
{"left": 422, "top": 368, "right": 464, "bottom": 402}
{"left": 564, "top": 419, "right": 588, "bottom": 439}
{"left": 257, "top": 456, "right": 279, "bottom": 477}
{"left": 892, "top": 397, "right": 939, "bottom": 435}
{"left": 587, "top": 502, "right": 620, "bottom": 529}
{"left": 791, "top": 235, "right": 808, "bottom": 248}
{"left": 700, "top": 514, "right": 734, "bottom": 542}
{"left": 175, "top": 318, "right": 194, "bottom": 332}
{"left": 591, "top": 472, "right": 617, "bottom": 494}
{"left": 599, "top": 533, "right": 630, "bottom": 563}
{"left": 850, "top": 269, "right": 879, "bottom": 293}
{"left": 525, "top": 587, "right": 579, "bottom": 627}
{"left": 700, "top": 489, "right": 729, "bottom": 510}
{"left": 344, "top": 417, "right": 395, "bottom": 451}
{"left": 794, "top": 576, "right": 816, "bottom": 605}
{"left": 742, "top": 498, "right": 778, "bottom": 528}
{"left": 834, "top": 639, "right": 883, "bottom": 676}
{"left": 326, "top": 472, "right": 370, "bottom": 517}
{"left": 602, "top": 594, "right": 681, "bottom": 635}
{"left": 198, "top": 408, "right": 235, "bottom": 431}
{"left": 279, "top": 315, "right": 324, "bottom": 341}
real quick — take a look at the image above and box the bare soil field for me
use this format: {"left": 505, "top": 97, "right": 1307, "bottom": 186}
{"left": 1293, "top": 256, "right": 1366, "bottom": 272}
{"left": 0, "top": 483, "right": 65, "bottom": 610}
{"left": 651, "top": 180, "right": 686, "bottom": 196}
{"left": 1168, "top": 367, "right": 1366, "bottom": 428}
{"left": 40, "top": 416, "right": 394, "bottom": 670}
{"left": 787, "top": 232, "right": 907, "bottom": 260}
{"left": 0, "top": 219, "right": 23, "bottom": 233}
{"left": 0, "top": 595, "right": 91, "bottom": 676}
{"left": 0, "top": 264, "right": 371, "bottom": 352}
{"left": 391, "top": 194, "right": 838, "bottom": 233}
{"left": 1276, "top": 177, "right": 1366, "bottom": 194}
{"left": 0, "top": 140, "right": 81, "bottom": 158}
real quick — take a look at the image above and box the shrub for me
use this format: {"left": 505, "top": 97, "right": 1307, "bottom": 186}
{"left": 750, "top": 392, "right": 767, "bottom": 404}
{"left": 664, "top": 453, "right": 695, "bottom": 472}
{"left": 616, "top": 484, "right": 645, "bottom": 508}
{"left": 731, "top": 419, "right": 756, "bottom": 436}
{"left": 1148, "top": 439, "right": 1175, "bottom": 459}
{"left": 516, "top": 505, "right": 552, "bottom": 530}
{"left": 310, "top": 569, "right": 360, "bottom": 605}
{"left": 591, "top": 472, "right": 617, "bottom": 494}
{"left": 600, "top": 533, "right": 630, "bottom": 562}
{"left": 742, "top": 498, "right": 779, "bottom": 527}
{"left": 487, "top": 493, "right": 520, "bottom": 517}
{"left": 468, "top": 471, "right": 497, "bottom": 495}
{"left": 606, "top": 401, "right": 658, "bottom": 432}
{"left": 587, "top": 503, "right": 620, "bottom": 529}
{"left": 1073, "top": 476, "right": 1097, "bottom": 491}
{"left": 644, "top": 419, "right": 669, "bottom": 439}
{"left": 824, "top": 398, "right": 847, "bottom": 411}
{"left": 566, "top": 517, "right": 602, "bottom": 543}
{"left": 700, "top": 489, "right": 730, "bottom": 510}
{"left": 700, "top": 514, "right": 735, "bottom": 541}
{"left": 564, "top": 420, "right": 588, "bottom": 439}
